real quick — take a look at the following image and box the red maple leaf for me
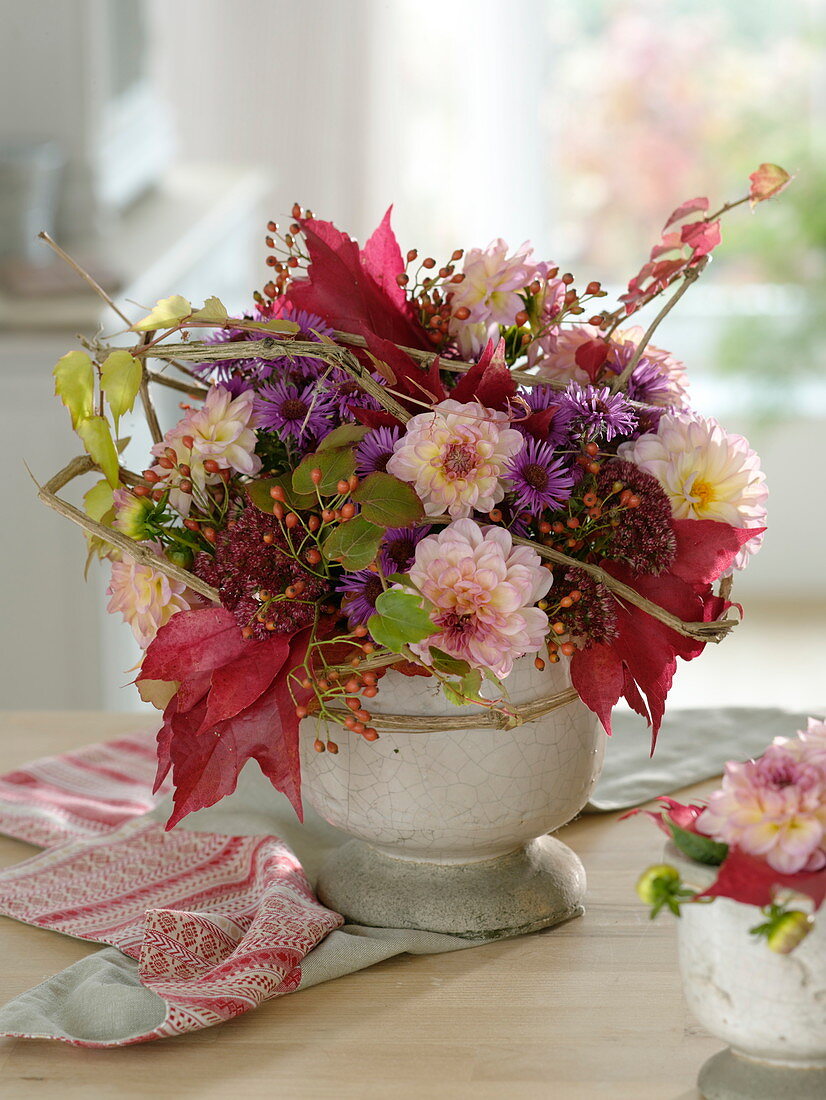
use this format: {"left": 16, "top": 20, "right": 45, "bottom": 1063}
{"left": 139, "top": 609, "right": 316, "bottom": 827}
{"left": 360, "top": 206, "right": 408, "bottom": 310}
{"left": 449, "top": 339, "right": 517, "bottom": 410}
{"left": 670, "top": 519, "right": 762, "bottom": 585}
{"left": 701, "top": 849, "right": 826, "bottom": 911}
{"left": 287, "top": 215, "right": 428, "bottom": 349}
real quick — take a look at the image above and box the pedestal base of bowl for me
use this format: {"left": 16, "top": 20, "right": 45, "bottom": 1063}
{"left": 699, "top": 1048, "right": 826, "bottom": 1100}
{"left": 315, "top": 833, "right": 586, "bottom": 940}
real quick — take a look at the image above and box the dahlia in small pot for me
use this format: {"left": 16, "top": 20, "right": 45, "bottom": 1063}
{"left": 632, "top": 719, "right": 826, "bottom": 1099}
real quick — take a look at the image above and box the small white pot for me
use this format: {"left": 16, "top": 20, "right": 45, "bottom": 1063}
{"left": 301, "top": 655, "right": 604, "bottom": 938}
{"left": 671, "top": 848, "right": 826, "bottom": 1099}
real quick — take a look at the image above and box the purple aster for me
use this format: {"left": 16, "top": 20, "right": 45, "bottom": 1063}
{"left": 356, "top": 426, "right": 401, "bottom": 475}
{"left": 336, "top": 569, "right": 385, "bottom": 628}
{"left": 323, "top": 368, "right": 384, "bottom": 421}
{"left": 515, "top": 385, "right": 575, "bottom": 447}
{"left": 506, "top": 437, "right": 575, "bottom": 514}
{"left": 255, "top": 303, "right": 335, "bottom": 384}
{"left": 624, "top": 360, "right": 678, "bottom": 407}
{"left": 379, "top": 526, "right": 431, "bottom": 575}
{"left": 559, "top": 382, "right": 638, "bottom": 443}
{"left": 192, "top": 302, "right": 334, "bottom": 388}
{"left": 254, "top": 380, "right": 335, "bottom": 444}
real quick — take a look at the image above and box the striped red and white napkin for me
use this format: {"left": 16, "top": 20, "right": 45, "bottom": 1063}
{"left": 0, "top": 730, "right": 343, "bottom": 1046}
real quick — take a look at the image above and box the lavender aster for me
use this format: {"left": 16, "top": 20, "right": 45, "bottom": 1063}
{"left": 506, "top": 437, "right": 575, "bottom": 514}
{"left": 379, "top": 525, "right": 431, "bottom": 575}
{"left": 560, "top": 382, "right": 638, "bottom": 443}
{"left": 324, "top": 369, "right": 384, "bottom": 421}
{"left": 356, "top": 426, "right": 402, "bottom": 475}
{"left": 515, "top": 385, "right": 575, "bottom": 447}
{"left": 254, "top": 380, "right": 335, "bottom": 444}
{"left": 336, "top": 570, "right": 384, "bottom": 628}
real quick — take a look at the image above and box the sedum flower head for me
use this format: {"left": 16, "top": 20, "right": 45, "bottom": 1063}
{"left": 406, "top": 519, "right": 552, "bottom": 678}
{"left": 386, "top": 399, "right": 525, "bottom": 519}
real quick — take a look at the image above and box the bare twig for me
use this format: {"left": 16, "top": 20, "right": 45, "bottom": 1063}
{"left": 36, "top": 457, "right": 219, "bottom": 603}
{"left": 510, "top": 533, "right": 736, "bottom": 643}
{"left": 137, "top": 332, "right": 163, "bottom": 444}
{"left": 38, "top": 232, "right": 132, "bottom": 326}
{"left": 611, "top": 258, "right": 709, "bottom": 393}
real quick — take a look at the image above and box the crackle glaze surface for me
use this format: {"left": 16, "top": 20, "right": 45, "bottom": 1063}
{"left": 300, "top": 655, "right": 604, "bottom": 862}
{"left": 673, "top": 850, "right": 826, "bottom": 1067}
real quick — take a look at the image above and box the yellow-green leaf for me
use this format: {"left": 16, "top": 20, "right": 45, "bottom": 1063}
{"left": 244, "top": 318, "right": 300, "bottom": 334}
{"left": 83, "top": 478, "right": 115, "bottom": 523}
{"left": 322, "top": 516, "right": 383, "bottom": 570}
{"left": 191, "top": 296, "right": 228, "bottom": 324}
{"left": 100, "top": 350, "right": 142, "bottom": 433}
{"left": 132, "top": 294, "right": 192, "bottom": 332}
{"left": 76, "top": 416, "right": 121, "bottom": 488}
{"left": 53, "top": 350, "right": 94, "bottom": 428}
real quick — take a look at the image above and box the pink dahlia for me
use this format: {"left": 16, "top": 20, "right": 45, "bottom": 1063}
{"left": 150, "top": 385, "right": 261, "bottom": 515}
{"left": 697, "top": 745, "right": 826, "bottom": 874}
{"left": 406, "top": 519, "right": 552, "bottom": 678}
{"left": 107, "top": 542, "right": 195, "bottom": 649}
{"left": 617, "top": 412, "right": 768, "bottom": 570}
{"left": 386, "top": 399, "right": 524, "bottom": 519}
{"left": 448, "top": 240, "right": 540, "bottom": 357}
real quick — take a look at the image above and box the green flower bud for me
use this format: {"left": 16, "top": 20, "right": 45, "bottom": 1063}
{"left": 636, "top": 863, "right": 681, "bottom": 906}
{"left": 114, "top": 492, "right": 156, "bottom": 541}
{"left": 166, "top": 546, "right": 194, "bottom": 569}
{"left": 766, "top": 910, "right": 813, "bottom": 955}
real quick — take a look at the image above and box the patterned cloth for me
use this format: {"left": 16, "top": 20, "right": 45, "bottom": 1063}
{"left": 0, "top": 733, "right": 343, "bottom": 1046}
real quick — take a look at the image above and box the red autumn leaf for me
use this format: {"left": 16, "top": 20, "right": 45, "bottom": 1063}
{"left": 352, "top": 406, "right": 403, "bottom": 430}
{"left": 196, "top": 632, "right": 293, "bottom": 735}
{"left": 748, "top": 163, "right": 793, "bottom": 207}
{"left": 570, "top": 642, "right": 624, "bottom": 735}
{"left": 139, "top": 607, "right": 248, "bottom": 682}
{"left": 622, "top": 667, "right": 650, "bottom": 724}
{"left": 360, "top": 206, "right": 407, "bottom": 310}
{"left": 701, "top": 848, "right": 826, "bottom": 911}
{"left": 621, "top": 797, "right": 706, "bottom": 835}
{"left": 573, "top": 337, "right": 610, "bottom": 383}
{"left": 362, "top": 329, "right": 446, "bottom": 408}
{"left": 649, "top": 232, "right": 683, "bottom": 260}
{"left": 680, "top": 218, "right": 721, "bottom": 259}
{"left": 519, "top": 404, "right": 566, "bottom": 442}
{"left": 662, "top": 196, "right": 709, "bottom": 232}
{"left": 287, "top": 217, "right": 428, "bottom": 349}
{"left": 670, "top": 519, "right": 764, "bottom": 585}
{"left": 163, "top": 627, "right": 315, "bottom": 828}
{"left": 450, "top": 338, "right": 517, "bottom": 411}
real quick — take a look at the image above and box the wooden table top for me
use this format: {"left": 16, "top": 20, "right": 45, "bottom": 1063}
{"left": 0, "top": 712, "right": 716, "bottom": 1100}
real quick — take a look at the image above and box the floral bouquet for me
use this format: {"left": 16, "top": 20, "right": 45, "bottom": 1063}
{"left": 633, "top": 717, "right": 826, "bottom": 954}
{"left": 41, "top": 165, "right": 789, "bottom": 827}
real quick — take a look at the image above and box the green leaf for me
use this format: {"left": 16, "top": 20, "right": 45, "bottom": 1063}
{"left": 83, "top": 479, "right": 115, "bottom": 523}
{"left": 352, "top": 472, "right": 424, "bottom": 527}
{"left": 322, "top": 517, "right": 383, "bottom": 571}
{"left": 191, "top": 296, "right": 228, "bottom": 324}
{"left": 247, "top": 474, "right": 315, "bottom": 514}
{"left": 100, "top": 350, "right": 142, "bottom": 433}
{"left": 666, "top": 819, "right": 729, "bottom": 866}
{"left": 293, "top": 446, "right": 356, "bottom": 496}
{"left": 76, "top": 416, "right": 120, "bottom": 488}
{"left": 442, "top": 668, "right": 484, "bottom": 707}
{"left": 132, "top": 294, "right": 192, "bottom": 332}
{"left": 53, "top": 350, "right": 94, "bottom": 428}
{"left": 367, "top": 588, "right": 438, "bottom": 654}
{"left": 317, "top": 424, "right": 370, "bottom": 451}
{"left": 429, "top": 647, "right": 472, "bottom": 677}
